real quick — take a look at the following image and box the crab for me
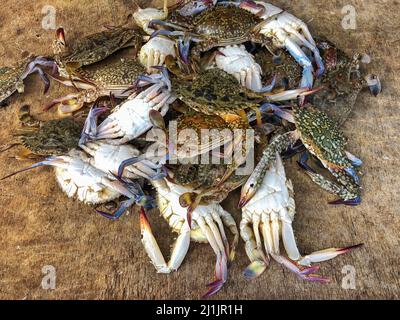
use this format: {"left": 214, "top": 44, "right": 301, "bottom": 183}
{"left": 254, "top": 37, "right": 381, "bottom": 125}
{"left": 32, "top": 26, "right": 144, "bottom": 80}
{"left": 149, "top": 4, "right": 276, "bottom": 65}
{"left": 137, "top": 62, "right": 315, "bottom": 131}
{"left": 240, "top": 103, "right": 363, "bottom": 207}
{"left": 238, "top": 0, "right": 325, "bottom": 89}
{"left": 213, "top": 45, "right": 273, "bottom": 93}
{"left": 0, "top": 56, "right": 53, "bottom": 104}
{"left": 140, "top": 178, "right": 238, "bottom": 297}
{"left": 1, "top": 149, "right": 152, "bottom": 217}
{"left": 80, "top": 140, "right": 165, "bottom": 181}
{"left": 0, "top": 105, "right": 81, "bottom": 159}
{"left": 45, "top": 58, "right": 146, "bottom": 117}
{"left": 240, "top": 152, "right": 362, "bottom": 282}
{"left": 254, "top": 47, "right": 302, "bottom": 91}
{"left": 139, "top": 36, "right": 177, "bottom": 72}
{"left": 310, "top": 37, "right": 381, "bottom": 125}
{"left": 80, "top": 78, "right": 176, "bottom": 145}
{"left": 133, "top": 0, "right": 169, "bottom": 35}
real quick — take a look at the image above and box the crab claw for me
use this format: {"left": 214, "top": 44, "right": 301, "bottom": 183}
{"left": 365, "top": 74, "right": 381, "bottom": 97}
{"left": 243, "top": 260, "right": 268, "bottom": 279}
{"left": 179, "top": 192, "right": 199, "bottom": 228}
{"left": 111, "top": 174, "right": 156, "bottom": 210}
{"left": 178, "top": 39, "right": 190, "bottom": 65}
{"left": 96, "top": 198, "right": 134, "bottom": 221}
{"left": 329, "top": 196, "right": 361, "bottom": 206}
{"left": 55, "top": 27, "right": 66, "bottom": 46}
{"left": 22, "top": 56, "right": 54, "bottom": 94}
{"left": 272, "top": 254, "right": 330, "bottom": 283}
{"left": 239, "top": 0, "right": 266, "bottom": 16}
{"left": 298, "top": 244, "right": 364, "bottom": 266}
{"left": 259, "top": 75, "right": 277, "bottom": 93}
{"left": 297, "top": 152, "right": 317, "bottom": 173}
{"left": 117, "top": 157, "right": 142, "bottom": 178}
{"left": 203, "top": 254, "right": 228, "bottom": 298}
{"left": 345, "top": 151, "right": 363, "bottom": 167}
{"left": 344, "top": 167, "right": 361, "bottom": 185}
{"left": 79, "top": 105, "right": 109, "bottom": 146}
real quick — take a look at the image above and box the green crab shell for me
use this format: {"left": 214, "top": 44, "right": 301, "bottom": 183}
{"left": 75, "top": 59, "right": 146, "bottom": 87}
{"left": 62, "top": 27, "right": 143, "bottom": 67}
{"left": 173, "top": 68, "right": 262, "bottom": 115}
{"left": 294, "top": 106, "right": 351, "bottom": 168}
{"left": 20, "top": 118, "right": 82, "bottom": 155}
{"left": 0, "top": 65, "right": 25, "bottom": 103}
{"left": 192, "top": 5, "right": 262, "bottom": 41}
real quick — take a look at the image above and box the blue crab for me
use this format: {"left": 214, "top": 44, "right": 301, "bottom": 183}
{"left": 239, "top": 103, "right": 362, "bottom": 207}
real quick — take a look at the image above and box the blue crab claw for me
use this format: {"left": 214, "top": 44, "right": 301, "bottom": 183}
{"left": 329, "top": 196, "right": 361, "bottom": 206}
{"left": 117, "top": 157, "right": 142, "bottom": 178}
{"left": 345, "top": 151, "right": 363, "bottom": 167}
{"left": 259, "top": 75, "right": 277, "bottom": 93}
{"left": 177, "top": 36, "right": 192, "bottom": 65}
{"left": 297, "top": 152, "right": 317, "bottom": 173}
{"left": 271, "top": 255, "right": 330, "bottom": 284}
{"left": 149, "top": 66, "right": 172, "bottom": 91}
{"left": 22, "top": 56, "right": 54, "bottom": 94}
{"left": 203, "top": 254, "right": 228, "bottom": 298}
{"left": 79, "top": 105, "right": 108, "bottom": 146}
{"left": 203, "top": 279, "right": 224, "bottom": 299}
{"left": 96, "top": 198, "right": 134, "bottom": 221}
{"left": 365, "top": 74, "right": 382, "bottom": 97}
{"left": 313, "top": 50, "right": 325, "bottom": 78}
{"left": 282, "top": 142, "right": 306, "bottom": 160}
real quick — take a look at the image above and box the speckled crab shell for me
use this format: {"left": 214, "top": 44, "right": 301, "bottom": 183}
{"left": 16, "top": 106, "right": 82, "bottom": 156}
{"left": 172, "top": 68, "right": 262, "bottom": 119}
{"left": 57, "top": 27, "right": 144, "bottom": 72}
{"left": 293, "top": 104, "right": 350, "bottom": 169}
{"left": 189, "top": 5, "right": 263, "bottom": 44}
{"left": 0, "top": 61, "right": 26, "bottom": 104}
{"left": 310, "top": 37, "right": 368, "bottom": 126}
{"left": 73, "top": 58, "right": 146, "bottom": 88}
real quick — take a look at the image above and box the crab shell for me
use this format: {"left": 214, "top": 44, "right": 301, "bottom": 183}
{"left": 0, "top": 65, "right": 25, "bottom": 103}
{"left": 55, "top": 27, "right": 143, "bottom": 77}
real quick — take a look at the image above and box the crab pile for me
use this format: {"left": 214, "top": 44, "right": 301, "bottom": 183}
{"left": 0, "top": 0, "right": 381, "bottom": 298}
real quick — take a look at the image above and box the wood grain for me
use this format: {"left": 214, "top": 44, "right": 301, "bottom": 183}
{"left": 0, "top": 0, "right": 399, "bottom": 299}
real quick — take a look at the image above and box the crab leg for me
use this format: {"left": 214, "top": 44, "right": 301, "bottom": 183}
{"left": 240, "top": 214, "right": 268, "bottom": 279}
{"left": 220, "top": 209, "right": 239, "bottom": 263}
{"left": 271, "top": 254, "right": 330, "bottom": 283}
{"left": 264, "top": 87, "right": 320, "bottom": 103}
{"left": 279, "top": 208, "right": 301, "bottom": 261}
{"left": 298, "top": 244, "right": 363, "bottom": 266}
{"left": 196, "top": 216, "right": 228, "bottom": 298}
{"left": 297, "top": 152, "right": 361, "bottom": 206}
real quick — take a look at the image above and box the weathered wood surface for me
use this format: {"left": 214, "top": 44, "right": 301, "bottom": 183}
{"left": 0, "top": 0, "right": 399, "bottom": 299}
